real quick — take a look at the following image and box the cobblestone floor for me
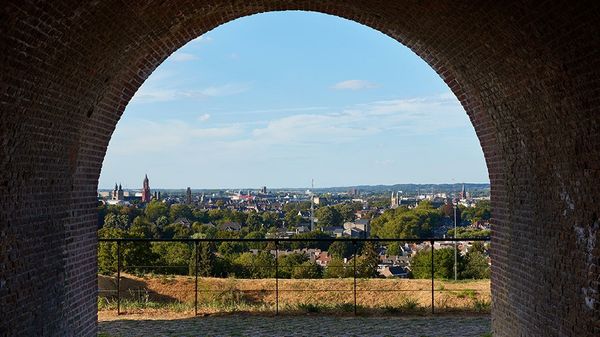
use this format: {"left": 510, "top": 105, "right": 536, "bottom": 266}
{"left": 99, "top": 315, "right": 491, "bottom": 337}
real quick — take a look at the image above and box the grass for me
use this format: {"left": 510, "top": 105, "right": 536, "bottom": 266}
{"left": 98, "top": 273, "right": 491, "bottom": 316}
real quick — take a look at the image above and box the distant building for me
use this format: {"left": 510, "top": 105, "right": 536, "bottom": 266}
{"left": 141, "top": 174, "right": 151, "bottom": 202}
{"left": 390, "top": 191, "right": 401, "bottom": 209}
{"left": 459, "top": 183, "right": 467, "bottom": 199}
{"left": 261, "top": 186, "right": 267, "bottom": 194}
{"left": 111, "top": 183, "right": 124, "bottom": 201}
{"left": 186, "top": 187, "right": 192, "bottom": 204}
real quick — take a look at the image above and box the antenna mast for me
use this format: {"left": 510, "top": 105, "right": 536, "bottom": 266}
{"left": 310, "top": 179, "right": 315, "bottom": 231}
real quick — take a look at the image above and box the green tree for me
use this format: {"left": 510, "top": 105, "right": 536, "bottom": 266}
{"left": 328, "top": 241, "right": 354, "bottom": 259}
{"left": 97, "top": 227, "right": 126, "bottom": 274}
{"left": 315, "top": 206, "right": 343, "bottom": 227}
{"left": 334, "top": 203, "right": 356, "bottom": 222}
{"left": 356, "top": 242, "right": 379, "bottom": 278}
{"left": 169, "top": 204, "right": 193, "bottom": 222}
{"left": 261, "top": 212, "right": 279, "bottom": 228}
{"left": 233, "top": 252, "right": 275, "bottom": 278}
{"left": 410, "top": 247, "right": 466, "bottom": 279}
{"left": 324, "top": 258, "right": 352, "bottom": 278}
{"left": 152, "top": 242, "right": 192, "bottom": 275}
{"left": 462, "top": 250, "right": 490, "bottom": 279}
{"left": 292, "top": 261, "right": 322, "bottom": 279}
{"left": 278, "top": 253, "right": 308, "bottom": 278}
{"left": 192, "top": 242, "right": 216, "bottom": 276}
{"left": 284, "top": 211, "right": 302, "bottom": 227}
{"left": 103, "top": 213, "right": 129, "bottom": 230}
{"left": 244, "top": 231, "right": 266, "bottom": 249}
{"left": 145, "top": 200, "right": 169, "bottom": 223}
{"left": 246, "top": 212, "right": 262, "bottom": 231}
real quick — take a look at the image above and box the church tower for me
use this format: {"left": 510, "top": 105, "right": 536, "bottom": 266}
{"left": 186, "top": 187, "right": 192, "bottom": 204}
{"left": 141, "top": 174, "right": 151, "bottom": 203}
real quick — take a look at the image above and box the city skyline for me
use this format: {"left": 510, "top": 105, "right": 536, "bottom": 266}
{"left": 99, "top": 11, "right": 488, "bottom": 189}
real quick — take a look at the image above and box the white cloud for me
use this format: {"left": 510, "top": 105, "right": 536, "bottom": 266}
{"left": 170, "top": 52, "right": 199, "bottom": 62}
{"left": 243, "top": 93, "right": 464, "bottom": 145}
{"left": 331, "top": 79, "right": 377, "bottom": 90}
{"left": 192, "top": 83, "right": 250, "bottom": 97}
{"left": 131, "top": 83, "right": 251, "bottom": 103}
{"left": 197, "top": 113, "right": 211, "bottom": 122}
{"left": 108, "top": 119, "right": 242, "bottom": 155}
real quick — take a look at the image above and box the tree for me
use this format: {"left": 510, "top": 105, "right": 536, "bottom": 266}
{"left": 103, "top": 213, "right": 129, "bottom": 230}
{"left": 461, "top": 251, "right": 490, "bottom": 279}
{"left": 328, "top": 241, "right": 354, "bottom": 259}
{"left": 278, "top": 253, "right": 308, "bottom": 278}
{"left": 169, "top": 204, "right": 193, "bottom": 222}
{"left": 284, "top": 211, "right": 302, "bottom": 227}
{"left": 145, "top": 200, "right": 169, "bottom": 223}
{"left": 244, "top": 231, "right": 266, "bottom": 249}
{"left": 131, "top": 216, "right": 158, "bottom": 238}
{"left": 233, "top": 252, "right": 275, "bottom": 278}
{"left": 324, "top": 258, "right": 352, "bottom": 278}
{"left": 315, "top": 206, "right": 343, "bottom": 227}
{"left": 292, "top": 261, "right": 322, "bottom": 279}
{"left": 460, "top": 201, "right": 491, "bottom": 223}
{"left": 410, "top": 247, "right": 466, "bottom": 279}
{"left": 246, "top": 212, "right": 262, "bottom": 231}
{"left": 290, "top": 231, "right": 332, "bottom": 251}
{"left": 261, "top": 212, "right": 279, "bottom": 228}
{"left": 152, "top": 241, "right": 192, "bottom": 275}
{"left": 97, "top": 227, "right": 126, "bottom": 274}
{"left": 356, "top": 242, "right": 379, "bottom": 278}
{"left": 334, "top": 203, "right": 357, "bottom": 222}
{"left": 193, "top": 242, "right": 216, "bottom": 276}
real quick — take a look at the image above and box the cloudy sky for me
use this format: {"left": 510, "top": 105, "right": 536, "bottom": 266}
{"left": 99, "top": 11, "right": 488, "bottom": 189}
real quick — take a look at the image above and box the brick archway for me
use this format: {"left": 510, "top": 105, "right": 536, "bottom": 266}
{"left": 1, "top": 1, "right": 598, "bottom": 336}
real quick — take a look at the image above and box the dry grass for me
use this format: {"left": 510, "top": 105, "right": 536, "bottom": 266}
{"left": 98, "top": 274, "right": 490, "bottom": 316}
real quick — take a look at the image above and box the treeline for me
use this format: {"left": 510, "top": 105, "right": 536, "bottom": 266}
{"left": 410, "top": 242, "right": 490, "bottom": 279}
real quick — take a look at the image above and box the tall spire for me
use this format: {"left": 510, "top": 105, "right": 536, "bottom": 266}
{"left": 141, "top": 174, "right": 151, "bottom": 203}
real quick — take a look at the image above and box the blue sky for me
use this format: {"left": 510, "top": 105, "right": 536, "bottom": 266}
{"left": 99, "top": 11, "right": 488, "bottom": 189}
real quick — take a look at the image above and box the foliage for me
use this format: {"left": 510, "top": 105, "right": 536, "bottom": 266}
{"left": 292, "top": 261, "right": 322, "bottom": 279}
{"left": 411, "top": 247, "right": 465, "bottom": 279}
{"left": 233, "top": 252, "right": 275, "bottom": 278}
{"left": 324, "top": 258, "right": 353, "bottom": 278}
{"left": 328, "top": 240, "right": 354, "bottom": 259}
{"left": 278, "top": 253, "right": 308, "bottom": 278}
{"left": 370, "top": 202, "right": 441, "bottom": 239}
{"left": 448, "top": 227, "right": 491, "bottom": 238}
{"left": 315, "top": 206, "right": 343, "bottom": 227}
{"left": 462, "top": 251, "right": 490, "bottom": 279}
{"left": 356, "top": 242, "right": 379, "bottom": 278}
{"left": 460, "top": 200, "right": 491, "bottom": 223}
{"left": 145, "top": 200, "right": 169, "bottom": 223}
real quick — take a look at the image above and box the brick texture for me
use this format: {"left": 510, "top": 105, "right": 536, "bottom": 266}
{"left": 1, "top": 1, "right": 599, "bottom": 336}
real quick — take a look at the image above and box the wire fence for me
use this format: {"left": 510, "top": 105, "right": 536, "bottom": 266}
{"left": 98, "top": 237, "right": 491, "bottom": 316}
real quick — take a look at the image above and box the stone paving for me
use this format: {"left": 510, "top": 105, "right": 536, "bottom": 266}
{"left": 99, "top": 315, "right": 491, "bottom": 337}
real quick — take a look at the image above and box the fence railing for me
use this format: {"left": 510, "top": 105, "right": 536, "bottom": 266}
{"left": 98, "top": 237, "right": 490, "bottom": 316}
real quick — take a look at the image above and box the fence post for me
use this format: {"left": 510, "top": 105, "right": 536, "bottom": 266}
{"left": 430, "top": 239, "right": 434, "bottom": 314}
{"left": 353, "top": 240, "right": 357, "bottom": 316}
{"left": 195, "top": 240, "right": 199, "bottom": 316}
{"left": 117, "top": 240, "right": 121, "bottom": 315}
{"left": 275, "top": 240, "right": 279, "bottom": 316}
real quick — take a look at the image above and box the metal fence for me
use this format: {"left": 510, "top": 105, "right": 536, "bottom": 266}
{"left": 98, "top": 237, "right": 490, "bottom": 316}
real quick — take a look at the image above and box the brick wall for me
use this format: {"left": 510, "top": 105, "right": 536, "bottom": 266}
{"left": 1, "top": 1, "right": 598, "bottom": 336}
